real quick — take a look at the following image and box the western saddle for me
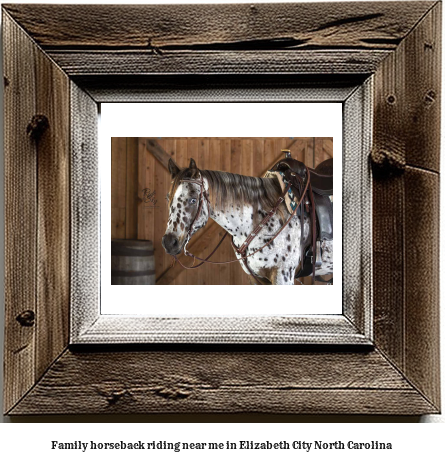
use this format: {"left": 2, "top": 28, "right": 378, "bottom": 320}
{"left": 270, "top": 153, "right": 333, "bottom": 282}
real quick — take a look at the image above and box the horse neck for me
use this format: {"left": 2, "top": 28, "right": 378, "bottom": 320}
{"left": 205, "top": 188, "right": 255, "bottom": 245}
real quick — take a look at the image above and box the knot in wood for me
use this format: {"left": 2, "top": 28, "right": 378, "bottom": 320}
{"left": 105, "top": 390, "right": 128, "bottom": 405}
{"left": 95, "top": 385, "right": 130, "bottom": 405}
{"left": 16, "top": 310, "right": 35, "bottom": 327}
{"left": 370, "top": 149, "right": 405, "bottom": 178}
{"left": 154, "top": 386, "right": 191, "bottom": 400}
{"left": 27, "top": 115, "right": 49, "bottom": 141}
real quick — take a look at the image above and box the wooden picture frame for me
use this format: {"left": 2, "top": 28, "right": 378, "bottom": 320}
{"left": 80, "top": 95, "right": 369, "bottom": 345}
{"left": 2, "top": 2, "right": 440, "bottom": 415}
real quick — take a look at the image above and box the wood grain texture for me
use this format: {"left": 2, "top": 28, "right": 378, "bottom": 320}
{"left": 111, "top": 138, "right": 126, "bottom": 239}
{"left": 125, "top": 138, "right": 138, "bottom": 239}
{"left": 110, "top": 137, "right": 138, "bottom": 240}
{"left": 35, "top": 35, "right": 71, "bottom": 381}
{"left": 372, "top": 176, "right": 405, "bottom": 366}
{"left": 403, "top": 3, "right": 441, "bottom": 172}
{"left": 46, "top": 50, "right": 390, "bottom": 77}
{"left": 3, "top": 2, "right": 434, "bottom": 49}
{"left": 3, "top": 12, "right": 38, "bottom": 414}
{"left": 372, "top": 3, "right": 441, "bottom": 410}
{"left": 372, "top": 2, "right": 441, "bottom": 172}
{"left": 404, "top": 168, "right": 440, "bottom": 409}
{"left": 137, "top": 139, "right": 148, "bottom": 241}
{"left": 8, "top": 349, "right": 437, "bottom": 415}
{"left": 2, "top": 3, "right": 434, "bottom": 80}
{"left": 3, "top": 10, "right": 71, "bottom": 412}
{"left": 373, "top": 43, "right": 406, "bottom": 369}
{"left": 145, "top": 139, "right": 170, "bottom": 169}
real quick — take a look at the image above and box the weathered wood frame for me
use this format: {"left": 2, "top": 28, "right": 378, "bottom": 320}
{"left": 3, "top": 2, "right": 440, "bottom": 415}
{"left": 75, "top": 85, "right": 371, "bottom": 345}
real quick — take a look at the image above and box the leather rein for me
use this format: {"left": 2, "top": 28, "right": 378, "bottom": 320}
{"left": 171, "top": 171, "right": 312, "bottom": 284}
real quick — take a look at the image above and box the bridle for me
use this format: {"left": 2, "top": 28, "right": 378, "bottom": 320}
{"left": 171, "top": 170, "right": 313, "bottom": 284}
{"left": 178, "top": 175, "right": 210, "bottom": 255}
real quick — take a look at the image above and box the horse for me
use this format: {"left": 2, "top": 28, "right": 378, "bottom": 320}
{"left": 162, "top": 158, "right": 333, "bottom": 285}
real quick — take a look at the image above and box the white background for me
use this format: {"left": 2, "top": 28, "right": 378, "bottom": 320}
{"left": 101, "top": 102, "right": 342, "bottom": 315}
{"left": 0, "top": 0, "right": 444, "bottom": 461}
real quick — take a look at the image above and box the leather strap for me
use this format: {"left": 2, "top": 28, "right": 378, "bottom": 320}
{"left": 232, "top": 197, "right": 284, "bottom": 256}
{"left": 180, "top": 176, "right": 210, "bottom": 251}
{"left": 308, "top": 180, "right": 317, "bottom": 284}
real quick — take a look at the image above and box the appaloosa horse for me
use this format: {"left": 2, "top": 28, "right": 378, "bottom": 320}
{"left": 162, "top": 158, "right": 333, "bottom": 285}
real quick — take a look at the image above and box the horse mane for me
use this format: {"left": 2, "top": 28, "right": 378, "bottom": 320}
{"left": 169, "top": 167, "right": 284, "bottom": 215}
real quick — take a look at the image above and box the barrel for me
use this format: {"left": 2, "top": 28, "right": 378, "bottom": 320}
{"left": 111, "top": 240, "right": 155, "bottom": 285}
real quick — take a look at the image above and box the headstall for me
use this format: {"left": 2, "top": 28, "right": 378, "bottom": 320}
{"left": 178, "top": 175, "right": 210, "bottom": 256}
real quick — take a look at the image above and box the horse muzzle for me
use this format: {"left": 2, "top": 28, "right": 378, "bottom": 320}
{"left": 162, "top": 233, "right": 183, "bottom": 256}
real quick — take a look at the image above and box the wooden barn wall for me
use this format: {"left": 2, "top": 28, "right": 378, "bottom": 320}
{"left": 111, "top": 137, "right": 139, "bottom": 240}
{"left": 111, "top": 137, "right": 333, "bottom": 285}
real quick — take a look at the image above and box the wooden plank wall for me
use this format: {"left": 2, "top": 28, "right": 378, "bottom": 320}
{"left": 111, "top": 137, "right": 138, "bottom": 239}
{"left": 111, "top": 137, "right": 333, "bottom": 285}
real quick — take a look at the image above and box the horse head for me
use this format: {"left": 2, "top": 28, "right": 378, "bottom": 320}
{"left": 162, "top": 158, "right": 210, "bottom": 256}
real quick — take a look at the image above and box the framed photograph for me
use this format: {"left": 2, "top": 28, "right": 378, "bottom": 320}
{"left": 3, "top": 2, "right": 440, "bottom": 415}
{"left": 99, "top": 101, "right": 354, "bottom": 344}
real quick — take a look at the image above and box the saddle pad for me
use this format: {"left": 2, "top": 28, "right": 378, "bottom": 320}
{"left": 264, "top": 170, "right": 298, "bottom": 215}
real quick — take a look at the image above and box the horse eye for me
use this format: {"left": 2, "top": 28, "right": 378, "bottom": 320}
{"left": 189, "top": 198, "right": 197, "bottom": 205}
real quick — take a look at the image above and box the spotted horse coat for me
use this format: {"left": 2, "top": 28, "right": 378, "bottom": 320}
{"left": 162, "top": 158, "right": 333, "bottom": 285}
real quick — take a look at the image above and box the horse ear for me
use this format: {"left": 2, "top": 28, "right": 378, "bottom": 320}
{"left": 189, "top": 158, "right": 198, "bottom": 170}
{"left": 168, "top": 158, "right": 180, "bottom": 178}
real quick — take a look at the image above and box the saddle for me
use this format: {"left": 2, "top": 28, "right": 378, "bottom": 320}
{"left": 268, "top": 157, "right": 333, "bottom": 280}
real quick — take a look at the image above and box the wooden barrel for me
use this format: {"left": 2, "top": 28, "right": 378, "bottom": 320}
{"left": 111, "top": 240, "right": 155, "bottom": 285}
